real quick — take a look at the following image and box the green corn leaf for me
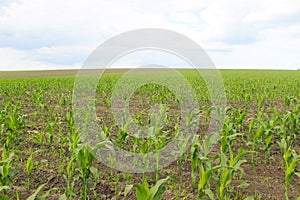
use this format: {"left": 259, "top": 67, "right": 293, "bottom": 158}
{"left": 198, "top": 162, "right": 207, "bottom": 190}
{"left": 150, "top": 176, "right": 169, "bottom": 200}
{"left": 3, "top": 165, "right": 9, "bottom": 178}
{"left": 133, "top": 183, "right": 149, "bottom": 200}
{"left": 26, "top": 154, "right": 34, "bottom": 174}
{"left": 59, "top": 194, "right": 67, "bottom": 200}
{"left": 26, "top": 182, "right": 48, "bottom": 200}
{"left": 0, "top": 194, "right": 11, "bottom": 200}
{"left": 237, "top": 182, "right": 250, "bottom": 189}
{"left": 124, "top": 185, "right": 133, "bottom": 198}
{"left": 287, "top": 158, "right": 300, "bottom": 176}
{"left": 38, "top": 188, "right": 60, "bottom": 200}
{"left": 0, "top": 186, "right": 10, "bottom": 191}
{"left": 0, "top": 166, "right": 4, "bottom": 176}
{"left": 204, "top": 188, "right": 215, "bottom": 200}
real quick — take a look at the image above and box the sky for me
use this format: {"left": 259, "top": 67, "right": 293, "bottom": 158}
{"left": 0, "top": 0, "right": 300, "bottom": 70}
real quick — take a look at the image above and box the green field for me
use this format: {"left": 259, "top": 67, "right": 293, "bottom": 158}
{"left": 0, "top": 69, "right": 299, "bottom": 199}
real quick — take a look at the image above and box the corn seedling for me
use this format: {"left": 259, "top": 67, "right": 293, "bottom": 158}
{"left": 76, "top": 145, "right": 96, "bottom": 199}
{"left": 0, "top": 151, "right": 14, "bottom": 195}
{"left": 25, "top": 150, "right": 43, "bottom": 189}
{"left": 62, "top": 157, "right": 77, "bottom": 197}
{"left": 281, "top": 139, "right": 300, "bottom": 200}
{"left": 124, "top": 176, "right": 170, "bottom": 200}
{"left": 216, "top": 146, "right": 253, "bottom": 200}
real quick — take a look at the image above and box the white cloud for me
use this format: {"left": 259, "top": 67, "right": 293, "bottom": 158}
{"left": 0, "top": 0, "right": 299, "bottom": 70}
{"left": 245, "top": 0, "right": 300, "bottom": 26}
{"left": 0, "top": 47, "right": 79, "bottom": 70}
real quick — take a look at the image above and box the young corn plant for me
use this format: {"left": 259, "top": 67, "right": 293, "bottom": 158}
{"left": 5, "top": 104, "right": 26, "bottom": 149}
{"left": 25, "top": 153, "right": 34, "bottom": 190}
{"left": 25, "top": 150, "right": 43, "bottom": 189}
{"left": 152, "top": 135, "right": 169, "bottom": 182}
{"left": 76, "top": 141, "right": 112, "bottom": 199}
{"left": 0, "top": 151, "right": 14, "bottom": 195}
{"left": 175, "top": 123, "right": 188, "bottom": 174}
{"left": 262, "top": 115, "right": 279, "bottom": 161}
{"left": 196, "top": 133, "right": 221, "bottom": 199}
{"left": 284, "top": 149, "right": 300, "bottom": 200}
{"left": 46, "top": 122, "right": 55, "bottom": 149}
{"left": 76, "top": 145, "right": 96, "bottom": 199}
{"left": 250, "top": 124, "right": 264, "bottom": 165}
{"left": 190, "top": 135, "right": 200, "bottom": 190}
{"left": 38, "top": 131, "right": 46, "bottom": 146}
{"left": 124, "top": 176, "right": 170, "bottom": 200}
{"left": 197, "top": 157, "right": 221, "bottom": 199}
{"left": 220, "top": 121, "right": 241, "bottom": 154}
{"left": 280, "top": 138, "right": 300, "bottom": 200}
{"left": 148, "top": 104, "right": 169, "bottom": 182}
{"left": 26, "top": 180, "right": 62, "bottom": 200}
{"left": 216, "top": 146, "right": 253, "bottom": 200}
{"left": 69, "top": 130, "right": 80, "bottom": 156}
{"left": 190, "top": 131, "right": 218, "bottom": 190}
{"left": 177, "top": 109, "right": 199, "bottom": 174}
{"left": 62, "top": 157, "right": 77, "bottom": 198}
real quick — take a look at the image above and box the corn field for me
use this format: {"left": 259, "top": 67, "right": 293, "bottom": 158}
{"left": 0, "top": 69, "right": 299, "bottom": 200}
